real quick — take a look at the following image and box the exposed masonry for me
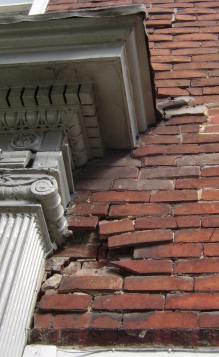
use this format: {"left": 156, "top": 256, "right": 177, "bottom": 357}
{"left": 31, "top": 0, "right": 219, "bottom": 348}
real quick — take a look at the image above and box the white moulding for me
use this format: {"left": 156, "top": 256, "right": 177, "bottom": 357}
{"left": 0, "top": 6, "right": 156, "bottom": 149}
{"left": 23, "top": 346, "right": 219, "bottom": 357}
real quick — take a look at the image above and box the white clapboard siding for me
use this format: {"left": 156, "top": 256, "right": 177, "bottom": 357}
{"left": 0, "top": 213, "right": 46, "bottom": 357}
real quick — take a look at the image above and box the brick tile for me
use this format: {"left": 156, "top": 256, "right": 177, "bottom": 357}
{"left": 99, "top": 219, "right": 134, "bottom": 236}
{"left": 134, "top": 243, "right": 202, "bottom": 259}
{"left": 113, "top": 179, "right": 174, "bottom": 191}
{"left": 111, "top": 259, "right": 173, "bottom": 274}
{"left": 91, "top": 191, "right": 150, "bottom": 203}
{"left": 108, "top": 230, "right": 173, "bottom": 249}
{"left": 39, "top": 294, "right": 92, "bottom": 312}
{"left": 93, "top": 294, "right": 164, "bottom": 311}
{"left": 174, "top": 258, "right": 219, "bottom": 273}
{"left": 193, "top": 95, "right": 219, "bottom": 105}
{"left": 195, "top": 275, "right": 219, "bottom": 291}
{"left": 175, "top": 228, "right": 214, "bottom": 243}
{"left": 152, "top": 63, "right": 172, "bottom": 71}
{"left": 174, "top": 202, "right": 219, "bottom": 215}
{"left": 166, "top": 293, "right": 219, "bottom": 310}
{"left": 140, "top": 166, "right": 199, "bottom": 179}
{"left": 68, "top": 216, "right": 98, "bottom": 230}
{"left": 59, "top": 275, "right": 123, "bottom": 292}
{"left": 124, "top": 276, "right": 193, "bottom": 292}
{"left": 135, "top": 216, "right": 177, "bottom": 230}
{"left": 123, "top": 311, "right": 198, "bottom": 329}
{"left": 151, "top": 190, "right": 198, "bottom": 202}
{"left": 109, "top": 203, "right": 171, "bottom": 218}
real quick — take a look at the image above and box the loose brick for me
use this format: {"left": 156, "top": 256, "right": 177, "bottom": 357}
{"left": 113, "top": 179, "right": 174, "bottom": 191}
{"left": 166, "top": 293, "right": 219, "bottom": 310}
{"left": 204, "top": 243, "right": 219, "bottom": 256}
{"left": 108, "top": 230, "right": 173, "bottom": 249}
{"left": 99, "top": 219, "right": 134, "bottom": 236}
{"left": 175, "top": 228, "right": 214, "bottom": 243}
{"left": 174, "top": 258, "right": 219, "bottom": 274}
{"left": 93, "top": 294, "right": 164, "bottom": 311}
{"left": 123, "top": 311, "right": 198, "bottom": 329}
{"left": 174, "top": 202, "right": 219, "bottom": 216}
{"left": 39, "top": 294, "right": 92, "bottom": 312}
{"left": 200, "top": 313, "right": 219, "bottom": 328}
{"left": 151, "top": 190, "right": 198, "bottom": 202}
{"left": 111, "top": 259, "right": 173, "bottom": 274}
{"left": 135, "top": 216, "right": 177, "bottom": 230}
{"left": 54, "top": 244, "right": 98, "bottom": 259}
{"left": 59, "top": 275, "right": 123, "bottom": 292}
{"left": 68, "top": 216, "right": 98, "bottom": 230}
{"left": 176, "top": 216, "right": 201, "bottom": 228}
{"left": 134, "top": 243, "right": 202, "bottom": 259}
{"left": 91, "top": 191, "right": 150, "bottom": 203}
{"left": 69, "top": 202, "right": 109, "bottom": 217}
{"left": 124, "top": 276, "right": 193, "bottom": 292}
{"left": 195, "top": 275, "right": 219, "bottom": 291}
{"left": 166, "top": 116, "right": 206, "bottom": 125}
{"left": 109, "top": 203, "right": 171, "bottom": 218}
{"left": 140, "top": 166, "right": 199, "bottom": 179}
{"left": 158, "top": 88, "right": 189, "bottom": 97}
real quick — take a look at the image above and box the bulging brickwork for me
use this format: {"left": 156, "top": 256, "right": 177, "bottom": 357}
{"left": 30, "top": 0, "right": 219, "bottom": 347}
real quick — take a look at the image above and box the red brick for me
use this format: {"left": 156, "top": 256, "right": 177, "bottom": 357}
{"left": 147, "top": 19, "right": 173, "bottom": 27}
{"left": 188, "top": 88, "right": 203, "bottom": 96}
{"left": 123, "top": 311, "right": 198, "bottom": 329}
{"left": 176, "top": 216, "right": 201, "bottom": 228}
{"left": 166, "top": 116, "right": 206, "bottom": 125}
{"left": 133, "top": 144, "right": 201, "bottom": 157}
{"left": 76, "top": 179, "right": 112, "bottom": 191}
{"left": 166, "top": 293, "right": 219, "bottom": 310}
{"left": 124, "top": 276, "right": 193, "bottom": 292}
{"left": 111, "top": 259, "right": 173, "bottom": 274}
{"left": 99, "top": 219, "right": 134, "bottom": 236}
{"left": 174, "top": 202, "right": 219, "bottom": 216}
{"left": 140, "top": 166, "right": 199, "bottom": 179}
{"left": 174, "top": 258, "right": 219, "bottom": 274}
{"left": 193, "top": 95, "right": 219, "bottom": 105}
{"left": 113, "top": 179, "right": 174, "bottom": 191}
{"left": 174, "top": 62, "right": 219, "bottom": 70}
{"left": 69, "top": 202, "right": 109, "bottom": 217}
{"left": 153, "top": 126, "right": 179, "bottom": 135}
{"left": 34, "top": 314, "right": 54, "bottom": 329}
{"left": 201, "top": 190, "right": 219, "bottom": 201}
{"left": 151, "top": 190, "right": 198, "bottom": 202}
{"left": 174, "top": 34, "right": 218, "bottom": 41}
{"left": 176, "top": 153, "right": 219, "bottom": 166}
{"left": 155, "top": 70, "right": 206, "bottom": 79}
{"left": 151, "top": 49, "right": 171, "bottom": 56}
{"left": 91, "top": 191, "right": 150, "bottom": 203}
{"left": 159, "top": 88, "right": 189, "bottom": 97}
{"left": 204, "top": 243, "right": 219, "bottom": 256}
{"left": 54, "top": 313, "right": 90, "bottom": 329}
{"left": 93, "top": 294, "right": 164, "bottom": 311}
{"left": 152, "top": 55, "right": 191, "bottom": 63}
{"left": 175, "top": 228, "right": 214, "bottom": 243}
{"left": 195, "top": 275, "right": 219, "bottom": 291}
{"left": 109, "top": 203, "right": 171, "bottom": 218}
{"left": 156, "top": 79, "right": 190, "bottom": 88}
{"left": 155, "top": 41, "right": 200, "bottom": 48}
{"left": 202, "top": 125, "right": 219, "bottom": 134}
{"left": 176, "top": 177, "right": 219, "bottom": 189}
{"left": 180, "top": 125, "right": 201, "bottom": 133}
{"left": 143, "top": 156, "right": 176, "bottom": 166}
{"left": 200, "top": 313, "right": 219, "bottom": 328}
{"left": 204, "top": 87, "right": 219, "bottom": 95}
{"left": 172, "top": 48, "right": 218, "bottom": 55}
{"left": 175, "top": 14, "right": 196, "bottom": 21}
{"left": 134, "top": 243, "right": 202, "bottom": 259}
{"left": 54, "top": 244, "right": 98, "bottom": 259}
{"left": 108, "top": 230, "right": 173, "bottom": 249}
{"left": 192, "top": 78, "right": 219, "bottom": 87}
{"left": 152, "top": 63, "right": 172, "bottom": 71}
{"left": 90, "top": 313, "right": 122, "bottom": 329}
{"left": 73, "top": 191, "right": 91, "bottom": 203}
{"left": 201, "top": 167, "right": 219, "bottom": 177}
{"left": 182, "top": 133, "right": 219, "bottom": 144}
{"left": 39, "top": 294, "right": 92, "bottom": 312}
{"left": 149, "top": 34, "right": 173, "bottom": 42}
{"left": 59, "top": 275, "right": 123, "bottom": 293}
{"left": 143, "top": 134, "right": 180, "bottom": 144}
{"left": 202, "top": 216, "right": 219, "bottom": 227}
{"left": 135, "top": 216, "right": 177, "bottom": 230}
{"left": 68, "top": 216, "right": 98, "bottom": 230}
